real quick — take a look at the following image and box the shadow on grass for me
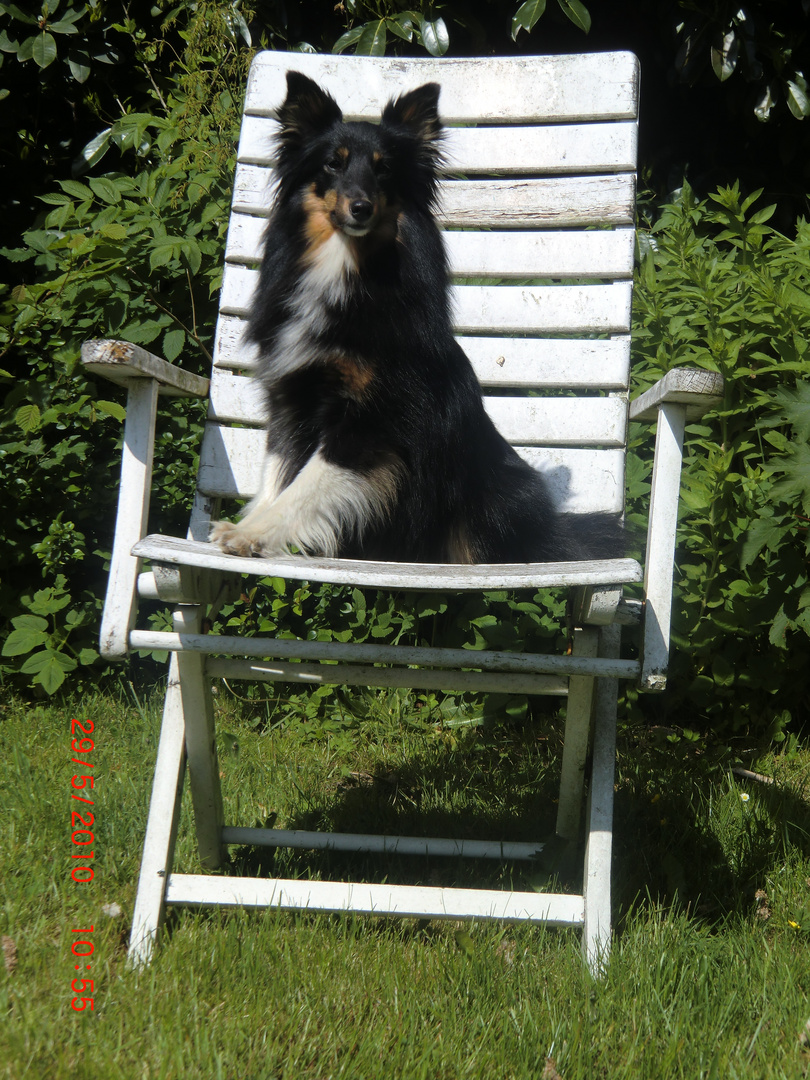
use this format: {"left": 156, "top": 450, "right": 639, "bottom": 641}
{"left": 611, "top": 731, "right": 810, "bottom": 931}
{"left": 229, "top": 722, "right": 566, "bottom": 894}
{"left": 220, "top": 712, "right": 810, "bottom": 934}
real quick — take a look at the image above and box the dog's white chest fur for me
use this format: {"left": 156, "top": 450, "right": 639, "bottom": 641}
{"left": 268, "top": 232, "right": 357, "bottom": 381}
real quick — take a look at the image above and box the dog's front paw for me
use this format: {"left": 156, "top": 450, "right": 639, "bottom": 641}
{"left": 210, "top": 521, "right": 265, "bottom": 558}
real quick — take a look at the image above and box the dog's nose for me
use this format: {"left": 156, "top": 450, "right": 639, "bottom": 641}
{"left": 350, "top": 199, "right": 373, "bottom": 223}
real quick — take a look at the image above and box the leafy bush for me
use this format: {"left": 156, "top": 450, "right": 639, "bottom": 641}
{"left": 0, "top": 2, "right": 251, "bottom": 694}
{"left": 2, "top": 0, "right": 809, "bottom": 750}
{"left": 630, "top": 181, "right": 810, "bottom": 742}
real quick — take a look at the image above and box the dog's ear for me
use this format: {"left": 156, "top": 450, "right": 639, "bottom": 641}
{"left": 275, "top": 72, "right": 342, "bottom": 146}
{"left": 381, "top": 83, "right": 442, "bottom": 145}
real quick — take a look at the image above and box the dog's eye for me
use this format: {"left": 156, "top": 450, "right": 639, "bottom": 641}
{"left": 324, "top": 156, "right": 343, "bottom": 175}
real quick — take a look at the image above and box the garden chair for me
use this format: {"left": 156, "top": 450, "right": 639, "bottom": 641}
{"left": 82, "top": 50, "right": 723, "bottom": 974}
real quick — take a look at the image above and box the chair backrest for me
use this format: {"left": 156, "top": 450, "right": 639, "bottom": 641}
{"left": 191, "top": 51, "right": 639, "bottom": 542}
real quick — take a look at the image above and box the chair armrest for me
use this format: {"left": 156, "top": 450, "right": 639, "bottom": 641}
{"left": 627, "top": 369, "right": 723, "bottom": 688}
{"left": 629, "top": 368, "right": 723, "bottom": 422}
{"left": 83, "top": 341, "right": 210, "bottom": 659}
{"left": 81, "top": 339, "right": 209, "bottom": 398}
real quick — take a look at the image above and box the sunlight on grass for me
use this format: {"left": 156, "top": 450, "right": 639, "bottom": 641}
{"left": 2, "top": 688, "right": 810, "bottom": 1079}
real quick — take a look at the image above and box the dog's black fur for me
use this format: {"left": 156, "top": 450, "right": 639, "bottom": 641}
{"left": 211, "top": 72, "right": 624, "bottom": 563}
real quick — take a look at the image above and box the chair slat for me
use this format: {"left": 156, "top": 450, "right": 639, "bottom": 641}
{"left": 212, "top": 315, "right": 631, "bottom": 388}
{"left": 232, "top": 164, "right": 635, "bottom": 228}
{"left": 238, "top": 113, "right": 639, "bottom": 175}
{"left": 207, "top": 370, "right": 627, "bottom": 447}
{"left": 197, "top": 424, "right": 626, "bottom": 513}
{"left": 452, "top": 282, "right": 632, "bottom": 335}
{"left": 225, "top": 216, "right": 634, "bottom": 278}
{"left": 219, "top": 266, "right": 632, "bottom": 334}
{"left": 243, "top": 52, "right": 640, "bottom": 124}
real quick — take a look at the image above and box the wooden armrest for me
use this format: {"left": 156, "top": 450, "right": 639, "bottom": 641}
{"left": 81, "top": 339, "right": 210, "bottom": 399}
{"left": 629, "top": 368, "right": 723, "bottom": 422}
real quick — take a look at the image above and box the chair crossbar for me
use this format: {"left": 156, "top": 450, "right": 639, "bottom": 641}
{"left": 206, "top": 657, "right": 570, "bottom": 696}
{"left": 164, "top": 874, "right": 585, "bottom": 927}
{"left": 128, "top": 629, "right": 642, "bottom": 681}
{"left": 221, "top": 827, "right": 544, "bottom": 861}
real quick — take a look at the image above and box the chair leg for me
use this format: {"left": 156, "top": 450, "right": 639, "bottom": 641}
{"left": 127, "top": 605, "right": 225, "bottom": 968}
{"left": 556, "top": 628, "right": 599, "bottom": 841}
{"left": 128, "top": 652, "right": 188, "bottom": 968}
{"left": 173, "top": 605, "right": 226, "bottom": 870}
{"left": 582, "top": 623, "right": 620, "bottom": 976}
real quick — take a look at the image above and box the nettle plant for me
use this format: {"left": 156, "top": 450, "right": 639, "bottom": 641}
{"left": 629, "top": 181, "right": 810, "bottom": 742}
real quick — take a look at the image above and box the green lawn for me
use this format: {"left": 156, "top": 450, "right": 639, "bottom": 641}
{"left": 2, "top": 685, "right": 809, "bottom": 1079}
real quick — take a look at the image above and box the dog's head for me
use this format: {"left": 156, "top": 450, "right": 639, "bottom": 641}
{"left": 273, "top": 71, "right": 444, "bottom": 238}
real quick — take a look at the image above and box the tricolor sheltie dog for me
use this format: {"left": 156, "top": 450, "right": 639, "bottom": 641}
{"left": 211, "top": 72, "right": 623, "bottom": 563}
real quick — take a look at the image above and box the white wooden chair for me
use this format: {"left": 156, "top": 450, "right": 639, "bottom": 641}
{"left": 82, "top": 50, "right": 723, "bottom": 974}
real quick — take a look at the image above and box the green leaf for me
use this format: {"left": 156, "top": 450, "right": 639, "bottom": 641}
{"left": 149, "top": 235, "right": 185, "bottom": 271}
{"left": 356, "top": 19, "right": 387, "bottom": 56}
{"left": 31, "top": 31, "right": 57, "bottom": 68}
{"left": 420, "top": 16, "right": 449, "bottom": 56}
{"left": 710, "top": 29, "right": 738, "bottom": 82}
{"left": 387, "top": 14, "right": 415, "bottom": 43}
{"left": 740, "top": 517, "right": 790, "bottom": 567}
{"left": 2, "top": 626, "right": 49, "bottom": 658}
{"left": 38, "top": 192, "right": 72, "bottom": 206}
{"left": 0, "top": 28, "right": 19, "bottom": 54}
{"left": 20, "top": 649, "right": 77, "bottom": 675}
{"left": 556, "top": 0, "right": 590, "bottom": 33}
{"left": 15, "top": 404, "right": 41, "bottom": 433}
{"left": 98, "top": 222, "right": 127, "bottom": 240}
{"left": 786, "top": 73, "right": 810, "bottom": 119}
{"left": 331, "top": 27, "right": 364, "bottom": 54}
{"left": 49, "top": 19, "right": 80, "bottom": 35}
{"left": 20, "top": 649, "right": 76, "bottom": 694}
{"left": 11, "top": 614, "right": 48, "bottom": 632}
{"left": 769, "top": 606, "right": 791, "bottom": 649}
{"left": 88, "top": 177, "right": 122, "bottom": 204}
{"left": 712, "top": 655, "right": 734, "bottom": 687}
{"left": 74, "top": 128, "right": 111, "bottom": 173}
{"left": 95, "top": 399, "right": 126, "bottom": 422}
{"left": 67, "top": 47, "right": 90, "bottom": 83}
{"left": 17, "top": 34, "right": 35, "bottom": 61}
{"left": 25, "top": 584, "right": 71, "bottom": 616}
{"left": 60, "top": 179, "right": 94, "bottom": 200}
{"left": 511, "top": 0, "right": 546, "bottom": 41}
{"left": 1, "top": 4, "right": 37, "bottom": 24}
{"left": 163, "top": 328, "right": 185, "bottom": 362}
{"left": 772, "top": 384, "right": 810, "bottom": 441}
{"left": 754, "top": 84, "right": 777, "bottom": 123}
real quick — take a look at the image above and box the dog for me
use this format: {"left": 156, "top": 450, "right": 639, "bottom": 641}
{"left": 211, "top": 71, "right": 624, "bottom": 564}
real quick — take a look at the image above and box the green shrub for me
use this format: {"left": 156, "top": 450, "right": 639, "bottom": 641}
{"left": 630, "top": 180, "right": 810, "bottom": 741}
{"left": 2, "top": 0, "right": 808, "bottom": 748}
{"left": 0, "top": 2, "right": 251, "bottom": 694}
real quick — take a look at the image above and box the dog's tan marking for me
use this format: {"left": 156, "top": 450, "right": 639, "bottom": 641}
{"left": 303, "top": 185, "right": 337, "bottom": 251}
{"left": 332, "top": 354, "right": 374, "bottom": 395}
{"left": 447, "top": 525, "right": 478, "bottom": 564}
{"left": 364, "top": 456, "right": 405, "bottom": 517}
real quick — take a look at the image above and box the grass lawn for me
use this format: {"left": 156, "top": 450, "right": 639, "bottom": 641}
{"left": 2, "top": 683, "right": 810, "bottom": 1079}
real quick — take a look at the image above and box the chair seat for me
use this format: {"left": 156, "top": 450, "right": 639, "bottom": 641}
{"left": 133, "top": 533, "right": 644, "bottom": 592}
